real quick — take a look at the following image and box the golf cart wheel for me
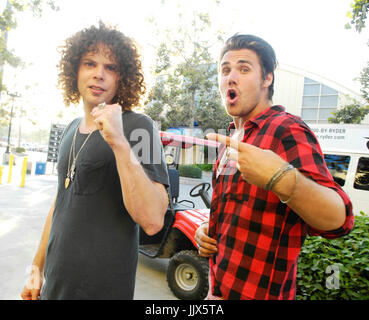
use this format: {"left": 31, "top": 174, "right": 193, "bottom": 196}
{"left": 167, "top": 250, "right": 209, "bottom": 300}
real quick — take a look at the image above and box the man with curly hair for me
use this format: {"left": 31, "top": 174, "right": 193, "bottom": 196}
{"left": 21, "top": 22, "right": 169, "bottom": 300}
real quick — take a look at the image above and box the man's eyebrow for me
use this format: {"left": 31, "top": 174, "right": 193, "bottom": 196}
{"left": 220, "top": 59, "right": 253, "bottom": 67}
{"left": 237, "top": 59, "right": 253, "bottom": 65}
{"left": 80, "top": 58, "right": 117, "bottom": 67}
{"left": 81, "top": 57, "right": 95, "bottom": 62}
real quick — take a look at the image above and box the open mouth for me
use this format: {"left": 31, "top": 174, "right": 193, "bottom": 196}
{"left": 227, "top": 89, "right": 238, "bottom": 103}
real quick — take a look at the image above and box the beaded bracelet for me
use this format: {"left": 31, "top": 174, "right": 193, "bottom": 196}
{"left": 280, "top": 168, "right": 298, "bottom": 204}
{"left": 265, "top": 163, "right": 294, "bottom": 191}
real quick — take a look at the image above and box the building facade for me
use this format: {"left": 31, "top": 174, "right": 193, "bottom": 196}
{"left": 273, "top": 65, "right": 368, "bottom": 124}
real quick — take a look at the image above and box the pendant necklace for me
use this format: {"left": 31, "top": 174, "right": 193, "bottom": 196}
{"left": 65, "top": 125, "right": 94, "bottom": 189}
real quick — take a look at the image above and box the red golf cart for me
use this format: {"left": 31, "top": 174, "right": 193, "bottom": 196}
{"left": 138, "top": 131, "right": 219, "bottom": 300}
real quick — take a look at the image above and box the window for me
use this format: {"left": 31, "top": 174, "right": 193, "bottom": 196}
{"left": 303, "top": 84, "right": 320, "bottom": 95}
{"left": 321, "top": 85, "right": 337, "bottom": 95}
{"left": 324, "top": 154, "right": 350, "bottom": 186}
{"left": 302, "top": 109, "right": 318, "bottom": 119}
{"left": 302, "top": 77, "right": 339, "bottom": 124}
{"left": 302, "top": 96, "right": 319, "bottom": 107}
{"left": 319, "top": 108, "right": 337, "bottom": 119}
{"left": 354, "top": 157, "right": 369, "bottom": 191}
{"left": 304, "top": 77, "right": 318, "bottom": 84}
{"left": 320, "top": 95, "right": 338, "bottom": 107}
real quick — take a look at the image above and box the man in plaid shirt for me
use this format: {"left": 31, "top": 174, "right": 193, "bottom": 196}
{"left": 195, "top": 34, "right": 354, "bottom": 300}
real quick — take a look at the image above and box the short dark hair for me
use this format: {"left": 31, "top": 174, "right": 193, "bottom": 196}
{"left": 57, "top": 21, "right": 145, "bottom": 110}
{"left": 220, "top": 34, "right": 278, "bottom": 100}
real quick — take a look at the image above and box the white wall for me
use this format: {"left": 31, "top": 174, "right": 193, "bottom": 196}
{"left": 273, "top": 68, "right": 304, "bottom": 117}
{"left": 272, "top": 65, "right": 365, "bottom": 123}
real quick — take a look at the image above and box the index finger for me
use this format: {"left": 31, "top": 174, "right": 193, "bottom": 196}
{"left": 206, "top": 133, "right": 244, "bottom": 151}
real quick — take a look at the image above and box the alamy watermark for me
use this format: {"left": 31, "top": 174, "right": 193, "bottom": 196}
{"left": 126, "top": 126, "right": 238, "bottom": 167}
{"left": 325, "top": 264, "right": 340, "bottom": 290}
{"left": 25, "top": 265, "right": 42, "bottom": 290}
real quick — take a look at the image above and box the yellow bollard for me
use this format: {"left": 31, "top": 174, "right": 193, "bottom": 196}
{"left": 20, "top": 157, "right": 27, "bottom": 187}
{"left": 7, "top": 153, "right": 14, "bottom": 183}
{"left": 0, "top": 166, "right": 3, "bottom": 184}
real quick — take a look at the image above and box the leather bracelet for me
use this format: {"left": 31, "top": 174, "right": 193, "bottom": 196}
{"left": 280, "top": 168, "right": 298, "bottom": 204}
{"left": 265, "top": 163, "right": 294, "bottom": 191}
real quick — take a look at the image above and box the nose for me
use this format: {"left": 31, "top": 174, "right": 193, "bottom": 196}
{"left": 93, "top": 65, "right": 105, "bottom": 80}
{"left": 227, "top": 69, "right": 238, "bottom": 85}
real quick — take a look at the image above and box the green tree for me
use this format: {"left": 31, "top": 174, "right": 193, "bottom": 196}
{"left": 0, "top": 0, "right": 59, "bottom": 92}
{"left": 144, "top": 7, "right": 231, "bottom": 133}
{"left": 328, "top": 101, "right": 369, "bottom": 123}
{"left": 0, "top": 0, "right": 58, "bottom": 145}
{"left": 346, "top": 0, "right": 369, "bottom": 103}
{"left": 345, "top": 0, "right": 369, "bottom": 32}
{"left": 357, "top": 61, "right": 369, "bottom": 102}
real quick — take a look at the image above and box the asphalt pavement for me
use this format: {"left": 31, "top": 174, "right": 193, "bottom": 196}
{"left": 0, "top": 161, "right": 212, "bottom": 300}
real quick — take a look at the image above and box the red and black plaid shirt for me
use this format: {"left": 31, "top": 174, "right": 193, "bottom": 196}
{"left": 208, "top": 105, "right": 354, "bottom": 300}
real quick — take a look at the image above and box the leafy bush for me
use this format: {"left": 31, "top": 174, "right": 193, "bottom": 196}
{"left": 196, "top": 164, "right": 213, "bottom": 172}
{"left": 12, "top": 147, "right": 26, "bottom": 154}
{"left": 296, "top": 213, "right": 369, "bottom": 300}
{"left": 178, "top": 165, "right": 202, "bottom": 179}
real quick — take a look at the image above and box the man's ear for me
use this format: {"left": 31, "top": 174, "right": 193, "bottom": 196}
{"left": 263, "top": 72, "right": 273, "bottom": 89}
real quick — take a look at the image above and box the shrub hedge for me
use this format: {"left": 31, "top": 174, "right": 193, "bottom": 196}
{"left": 196, "top": 164, "right": 213, "bottom": 172}
{"left": 296, "top": 213, "right": 369, "bottom": 300}
{"left": 13, "top": 147, "right": 26, "bottom": 154}
{"left": 178, "top": 165, "right": 202, "bottom": 179}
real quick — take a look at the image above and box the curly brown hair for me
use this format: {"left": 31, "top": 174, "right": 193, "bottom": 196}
{"left": 57, "top": 21, "right": 146, "bottom": 111}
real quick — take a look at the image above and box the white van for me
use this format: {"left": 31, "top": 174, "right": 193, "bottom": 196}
{"left": 309, "top": 124, "right": 369, "bottom": 215}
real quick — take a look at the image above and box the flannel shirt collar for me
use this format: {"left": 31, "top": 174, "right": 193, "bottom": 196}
{"left": 227, "top": 105, "right": 286, "bottom": 132}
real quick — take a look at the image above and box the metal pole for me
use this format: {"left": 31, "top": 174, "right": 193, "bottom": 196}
{"left": 5, "top": 97, "right": 14, "bottom": 154}
{"left": 18, "top": 106, "right": 22, "bottom": 148}
{"left": 5, "top": 95, "right": 15, "bottom": 154}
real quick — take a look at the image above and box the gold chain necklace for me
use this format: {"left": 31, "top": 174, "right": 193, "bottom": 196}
{"left": 65, "top": 125, "right": 95, "bottom": 189}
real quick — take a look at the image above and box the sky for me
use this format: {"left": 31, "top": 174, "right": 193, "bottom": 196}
{"left": 1, "top": 0, "right": 369, "bottom": 133}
